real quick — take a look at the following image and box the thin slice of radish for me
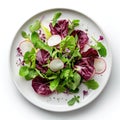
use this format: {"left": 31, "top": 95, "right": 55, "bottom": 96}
{"left": 49, "top": 58, "right": 64, "bottom": 72}
{"left": 94, "top": 58, "right": 106, "bottom": 74}
{"left": 19, "top": 40, "right": 34, "bottom": 55}
{"left": 47, "top": 35, "right": 61, "bottom": 46}
{"left": 81, "top": 44, "right": 90, "bottom": 53}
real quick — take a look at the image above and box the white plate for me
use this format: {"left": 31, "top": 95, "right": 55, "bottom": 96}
{"left": 9, "top": 8, "right": 112, "bottom": 112}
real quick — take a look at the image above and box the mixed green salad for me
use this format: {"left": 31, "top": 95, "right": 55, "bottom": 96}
{"left": 17, "top": 12, "right": 107, "bottom": 106}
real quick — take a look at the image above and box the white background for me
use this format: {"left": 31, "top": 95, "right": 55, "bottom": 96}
{"left": 0, "top": 0, "right": 120, "bottom": 120}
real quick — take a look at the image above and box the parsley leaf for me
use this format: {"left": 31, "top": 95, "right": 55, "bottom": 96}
{"left": 83, "top": 79, "right": 99, "bottom": 90}
{"left": 52, "top": 12, "right": 62, "bottom": 27}
{"left": 29, "top": 20, "right": 40, "bottom": 32}
{"left": 67, "top": 95, "right": 80, "bottom": 106}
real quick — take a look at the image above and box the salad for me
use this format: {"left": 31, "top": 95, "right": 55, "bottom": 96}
{"left": 17, "top": 12, "right": 107, "bottom": 106}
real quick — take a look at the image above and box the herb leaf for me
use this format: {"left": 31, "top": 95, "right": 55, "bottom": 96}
{"left": 52, "top": 12, "right": 62, "bottom": 27}
{"left": 31, "top": 32, "right": 53, "bottom": 55}
{"left": 19, "top": 66, "right": 29, "bottom": 77}
{"left": 68, "top": 19, "right": 80, "bottom": 35}
{"left": 83, "top": 79, "right": 99, "bottom": 90}
{"left": 60, "top": 36, "right": 76, "bottom": 53}
{"left": 97, "top": 42, "right": 107, "bottom": 57}
{"left": 21, "top": 31, "right": 30, "bottom": 39}
{"left": 29, "top": 20, "right": 40, "bottom": 32}
{"left": 91, "top": 37, "right": 107, "bottom": 57}
{"left": 68, "top": 95, "right": 80, "bottom": 106}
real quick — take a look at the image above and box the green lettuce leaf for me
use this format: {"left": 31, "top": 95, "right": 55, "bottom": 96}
{"left": 91, "top": 37, "right": 107, "bottom": 57}
{"left": 50, "top": 79, "right": 60, "bottom": 91}
{"left": 41, "top": 24, "right": 51, "bottom": 39}
{"left": 52, "top": 12, "right": 62, "bottom": 27}
{"left": 83, "top": 79, "right": 99, "bottom": 90}
{"left": 29, "top": 20, "right": 40, "bottom": 32}
{"left": 31, "top": 32, "right": 53, "bottom": 55}
{"left": 60, "top": 36, "right": 76, "bottom": 53}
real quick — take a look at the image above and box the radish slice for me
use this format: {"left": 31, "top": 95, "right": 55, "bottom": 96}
{"left": 49, "top": 58, "right": 64, "bottom": 72}
{"left": 94, "top": 58, "right": 106, "bottom": 74}
{"left": 47, "top": 35, "right": 61, "bottom": 46}
{"left": 19, "top": 40, "right": 34, "bottom": 55}
{"left": 81, "top": 44, "right": 90, "bottom": 53}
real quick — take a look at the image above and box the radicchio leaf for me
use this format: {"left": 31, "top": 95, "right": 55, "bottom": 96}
{"left": 81, "top": 48, "right": 99, "bottom": 58}
{"left": 75, "top": 57, "right": 95, "bottom": 80}
{"left": 32, "top": 76, "right": 52, "bottom": 96}
{"left": 71, "top": 30, "right": 89, "bottom": 50}
{"left": 36, "top": 49, "right": 50, "bottom": 73}
{"left": 49, "top": 20, "right": 69, "bottom": 38}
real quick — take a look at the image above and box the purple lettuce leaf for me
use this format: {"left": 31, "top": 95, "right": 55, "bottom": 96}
{"left": 74, "top": 48, "right": 99, "bottom": 80}
{"left": 75, "top": 57, "right": 95, "bottom": 80}
{"left": 81, "top": 48, "right": 99, "bottom": 58}
{"left": 32, "top": 76, "right": 52, "bottom": 96}
{"left": 71, "top": 30, "right": 89, "bottom": 50}
{"left": 36, "top": 49, "right": 50, "bottom": 73}
{"left": 49, "top": 20, "right": 69, "bottom": 38}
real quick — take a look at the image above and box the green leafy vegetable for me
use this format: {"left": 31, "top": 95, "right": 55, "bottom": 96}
{"left": 67, "top": 95, "right": 80, "bottom": 106}
{"left": 31, "top": 32, "right": 53, "bottom": 55}
{"left": 60, "top": 36, "right": 76, "bottom": 53}
{"left": 68, "top": 19, "right": 80, "bottom": 34}
{"left": 60, "top": 69, "right": 81, "bottom": 90}
{"left": 29, "top": 20, "right": 40, "bottom": 32}
{"left": 70, "top": 47, "right": 81, "bottom": 61}
{"left": 66, "top": 72, "right": 81, "bottom": 90}
{"left": 50, "top": 79, "right": 60, "bottom": 91}
{"left": 19, "top": 66, "right": 29, "bottom": 77}
{"left": 56, "top": 85, "right": 66, "bottom": 93}
{"left": 91, "top": 37, "right": 107, "bottom": 57}
{"left": 41, "top": 24, "right": 51, "bottom": 39}
{"left": 21, "top": 31, "right": 30, "bottom": 39}
{"left": 35, "top": 68, "right": 45, "bottom": 78}
{"left": 69, "top": 88, "right": 79, "bottom": 93}
{"left": 25, "top": 69, "right": 38, "bottom": 80}
{"left": 60, "top": 68, "right": 74, "bottom": 79}
{"left": 24, "top": 48, "right": 36, "bottom": 68}
{"left": 52, "top": 12, "right": 62, "bottom": 27}
{"left": 83, "top": 79, "right": 99, "bottom": 90}
{"left": 19, "top": 66, "right": 38, "bottom": 80}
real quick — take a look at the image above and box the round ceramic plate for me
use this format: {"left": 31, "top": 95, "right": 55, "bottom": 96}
{"left": 9, "top": 8, "right": 112, "bottom": 112}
